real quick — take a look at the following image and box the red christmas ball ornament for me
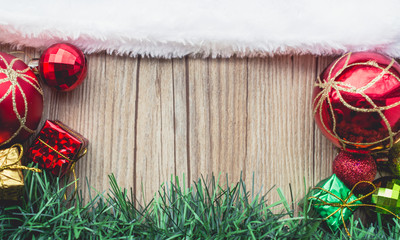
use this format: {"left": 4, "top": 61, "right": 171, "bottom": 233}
{"left": 0, "top": 52, "right": 43, "bottom": 146}
{"left": 39, "top": 43, "right": 87, "bottom": 91}
{"left": 332, "top": 150, "right": 377, "bottom": 190}
{"left": 313, "top": 52, "right": 400, "bottom": 154}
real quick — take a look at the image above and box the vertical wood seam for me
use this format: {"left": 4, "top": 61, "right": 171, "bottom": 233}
{"left": 133, "top": 56, "right": 141, "bottom": 200}
{"left": 312, "top": 56, "right": 318, "bottom": 185}
{"left": 207, "top": 58, "right": 213, "bottom": 176}
{"left": 244, "top": 57, "right": 249, "bottom": 181}
{"left": 290, "top": 56, "right": 294, "bottom": 186}
{"left": 109, "top": 54, "right": 116, "bottom": 175}
{"left": 101, "top": 52, "right": 108, "bottom": 188}
{"left": 157, "top": 62, "right": 163, "bottom": 187}
{"left": 185, "top": 57, "right": 191, "bottom": 185}
{"left": 172, "top": 59, "right": 177, "bottom": 178}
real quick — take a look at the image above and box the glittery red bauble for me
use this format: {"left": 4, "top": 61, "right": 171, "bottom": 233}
{"left": 313, "top": 52, "right": 400, "bottom": 154}
{"left": 0, "top": 52, "right": 43, "bottom": 146}
{"left": 332, "top": 150, "right": 377, "bottom": 189}
{"left": 39, "top": 43, "right": 87, "bottom": 91}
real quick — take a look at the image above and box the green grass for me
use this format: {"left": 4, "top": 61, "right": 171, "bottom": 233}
{"left": 0, "top": 167, "right": 399, "bottom": 239}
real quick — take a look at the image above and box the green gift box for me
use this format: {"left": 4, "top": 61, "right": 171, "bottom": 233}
{"left": 308, "top": 174, "right": 362, "bottom": 231}
{"left": 372, "top": 179, "right": 400, "bottom": 214}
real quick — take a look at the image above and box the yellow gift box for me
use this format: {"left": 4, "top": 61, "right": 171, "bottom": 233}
{"left": 0, "top": 144, "right": 41, "bottom": 201}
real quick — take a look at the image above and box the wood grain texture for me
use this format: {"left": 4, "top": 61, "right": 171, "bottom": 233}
{"left": 313, "top": 56, "right": 338, "bottom": 186}
{"left": 1, "top": 44, "right": 341, "bottom": 204}
{"left": 187, "top": 58, "right": 248, "bottom": 187}
{"left": 136, "top": 58, "right": 176, "bottom": 202}
{"left": 246, "top": 56, "right": 317, "bottom": 202}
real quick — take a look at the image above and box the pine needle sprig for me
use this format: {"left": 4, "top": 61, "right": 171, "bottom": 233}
{"left": 0, "top": 164, "right": 399, "bottom": 239}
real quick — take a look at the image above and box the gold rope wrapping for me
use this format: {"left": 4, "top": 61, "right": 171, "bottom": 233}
{"left": 0, "top": 144, "right": 41, "bottom": 175}
{"left": 308, "top": 181, "right": 400, "bottom": 237}
{"left": 38, "top": 138, "right": 73, "bottom": 163}
{"left": 0, "top": 144, "right": 41, "bottom": 200}
{"left": 38, "top": 138, "right": 87, "bottom": 167}
{"left": 0, "top": 55, "right": 43, "bottom": 147}
{"left": 64, "top": 164, "right": 78, "bottom": 201}
{"left": 313, "top": 53, "right": 400, "bottom": 151}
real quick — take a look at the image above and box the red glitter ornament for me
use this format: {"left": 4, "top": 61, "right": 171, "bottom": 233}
{"left": 332, "top": 150, "right": 377, "bottom": 190}
{"left": 0, "top": 52, "right": 43, "bottom": 146}
{"left": 39, "top": 43, "right": 87, "bottom": 91}
{"left": 313, "top": 52, "right": 400, "bottom": 154}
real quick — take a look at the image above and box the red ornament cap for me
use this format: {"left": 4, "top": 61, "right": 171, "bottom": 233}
{"left": 0, "top": 52, "right": 44, "bottom": 146}
{"left": 313, "top": 52, "right": 400, "bottom": 153}
{"left": 39, "top": 43, "right": 87, "bottom": 91}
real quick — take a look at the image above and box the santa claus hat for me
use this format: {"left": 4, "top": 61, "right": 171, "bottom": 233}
{"left": 0, "top": 0, "right": 399, "bottom": 58}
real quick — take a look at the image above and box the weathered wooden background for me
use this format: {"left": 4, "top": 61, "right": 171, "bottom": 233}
{"left": 5, "top": 44, "right": 340, "bottom": 204}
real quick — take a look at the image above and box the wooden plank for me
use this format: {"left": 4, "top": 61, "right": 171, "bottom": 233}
{"left": 172, "top": 58, "right": 188, "bottom": 182}
{"left": 290, "top": 55, "right": 316, "bottom": 198}
{"left": 102, "top": 54, "right": 138, "bottom": 193}
{"left": 187, "top": 58, "right": 248, "bottom": 186}
{"left": 187, "top": 58, "right": 212, "bottom": 182}
{"left": 208, "top": 58, "right": 248, "bottom": 183}
{"left": 135, "top": 58, "right": 176, "bottom": 203}
{"left": 246, "top": 55, "right": 317, "bottom": 203}
{"left": 246, "top": 56, "right": 284, "bottom": 201}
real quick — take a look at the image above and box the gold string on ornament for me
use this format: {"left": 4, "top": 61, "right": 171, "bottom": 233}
{"left": 313, "top": 53, "right": 400, "bottom": 151}
{"left": 308, "top": 181, "right": 400, "bottom": 237}
{"left": 0, "top": 55, "right": 43, "bottom": 147}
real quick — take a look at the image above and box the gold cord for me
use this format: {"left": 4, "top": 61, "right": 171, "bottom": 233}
{"left": 313, "top": 53, "right": 400, "bottom": 151}
{"left": 0, "top": 55, "right": 43, "bottom": 147}
{"left": 0, "top": 144, "right": 41, "bottom": 187}
{"left": 308, "top": 181, "right": 400, "bottom": 237}
{"left": 38, "top": 138, "right": 72, "bottom": 162}
{"left": 64, "top": 163, "right": 78, "bottom": 201}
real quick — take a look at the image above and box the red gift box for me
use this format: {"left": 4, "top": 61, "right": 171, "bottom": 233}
{"left": 28, "top": 120, "right": 88, "bottom": 176}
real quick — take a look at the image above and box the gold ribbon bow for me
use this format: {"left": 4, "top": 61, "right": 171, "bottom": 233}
{"left": 308, "top": 181, "right": 400, "bottom": 237}
{"left": 0, "top": 144, "right": 42, "bottom": 173}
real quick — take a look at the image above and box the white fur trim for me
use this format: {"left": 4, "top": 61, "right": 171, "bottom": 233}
{"left": 0, "top": 0, "right": 399, "bottom": 58}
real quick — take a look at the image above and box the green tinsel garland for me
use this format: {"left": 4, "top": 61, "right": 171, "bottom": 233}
{"left": 0, "top": 166, "right": 399, "bottom": 239}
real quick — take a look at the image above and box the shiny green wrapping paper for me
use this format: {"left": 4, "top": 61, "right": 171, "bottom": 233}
{"left": 309, "top": 174, "right": 361, "bottom": 231}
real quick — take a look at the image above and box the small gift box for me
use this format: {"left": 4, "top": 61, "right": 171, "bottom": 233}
{"left": 28, "top": 120, "right": 88, "bottom": 176}
{"left": 372, "top": 178, "right": 400, "bottom": 214}
{"left": 0, "top": 145, "right": 26, "bottom": 201}
{"left": 308, "top": 174, "right": 362, "bottom": 232}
